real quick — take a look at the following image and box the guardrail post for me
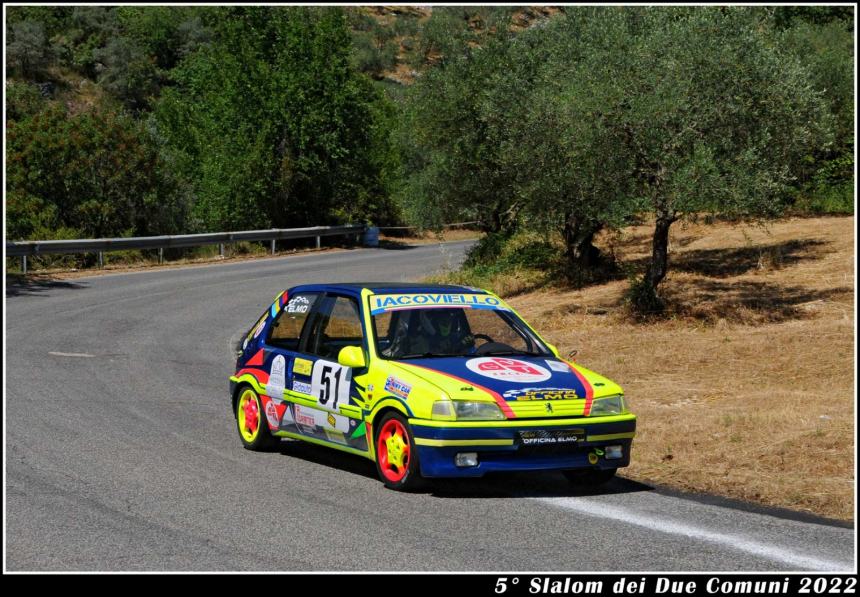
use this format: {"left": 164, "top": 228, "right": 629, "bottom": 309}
{"left": 316, "top": 236, "right": 320, "bottom": 249}
{"left": 22, "top": 255, "right": 27, "bottom": 275}
{"left": 271, "top": 239, "right": 276, "bottom": 255}
{"left": 98, "top": 252, "right": 104, "bottom": 269}
{"left": 158, "top": 247, "right": 164, "bottom": 264}
{"left": 219, "top": 243, "right": 224, "bottom": 258}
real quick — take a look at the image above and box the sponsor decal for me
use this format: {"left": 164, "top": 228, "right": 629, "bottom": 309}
{"left": 521, "top": 434, "right": 576, "bottom": 445}
{"left": 293, "top": 403, "right": 351, "bottom": 433}
{"left": 546, "top": 359, "right": 571, "bottom": 372}
{"left": 324, "top": 429, "right": 348, "bottom": 445}
{"left": 292, "top": 380, "right": 312, "bottom": 395}
{"left": 266, "top": 355, "right": 287, "bottom": 402}
{"left": 294, "top": 404, "right": 315, "bottom": 428}
{"left": 351, "top": 421, "right": 367, "bottom": 439}
{"left": 466, "top": 357, "right": 551, "bottom": 383}
{"left": 369, "top": 293, "right": 508, "bottom": 315}
{"left": 502, "top": 387, "right": 582, "bottom": 401}
{"left": 325, "top": 411, "right": 351, "bottom": 434}
{"left": 265, "top": 401, "right": 280, "bottom": 428}
{"left": 286, "top": 295, "right": 311, "bottom": 314}
{"left": 252, "top": 316, "right": 266, "bottom": 339}
{"left": 293, "top": 358, "right": 312, "bottom": 376}
{"left": 384, "top": 376, "right": 411, "bottom": 399}
{"left": 519, "top": 429, "right": 584, "bottom": 445}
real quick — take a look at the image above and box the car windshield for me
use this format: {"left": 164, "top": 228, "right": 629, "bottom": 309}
{"left": 371, "top": 305, "right": 551, "bottom": 360}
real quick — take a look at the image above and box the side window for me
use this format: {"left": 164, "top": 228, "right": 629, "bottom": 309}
{"left": 307, "top": 296, "right": 363, "bottom": 360}
{"left": 267, "top": 293, "right": 319, "bottom": 351}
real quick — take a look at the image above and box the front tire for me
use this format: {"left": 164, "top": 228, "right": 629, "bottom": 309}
{"left": 563, "top": 468, "right": 617, "bottom": 486}
{"left": 374, "top": 412, "right": 422, "bottom": 491}
{"left": 236, "top": 386, "right": 279, "bottom": 451}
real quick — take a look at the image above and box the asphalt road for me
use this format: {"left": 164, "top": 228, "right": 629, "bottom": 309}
{"left": 5, "top": 241, "right": 855, "bottom": 571}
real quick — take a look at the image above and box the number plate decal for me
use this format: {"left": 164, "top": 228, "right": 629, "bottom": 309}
{"left": 311, "top": 359, "right": 352, "bottom": 412}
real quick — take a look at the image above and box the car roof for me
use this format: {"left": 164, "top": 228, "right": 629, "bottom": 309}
{"left": 287, "top": 282, "right": 489, "bottom": 297}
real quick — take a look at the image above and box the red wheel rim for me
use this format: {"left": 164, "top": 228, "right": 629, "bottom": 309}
{"left": 377, "top": 419, "right": 411, "bottom": 483}
{"left": 243, "top": 395, "right": 259, "bottom": 434}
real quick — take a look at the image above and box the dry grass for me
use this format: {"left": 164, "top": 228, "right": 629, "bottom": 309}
{"left": 505, "top": 216, "right": 855, "bottom": 520}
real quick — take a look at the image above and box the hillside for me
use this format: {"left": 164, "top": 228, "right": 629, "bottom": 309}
{"left": 353, "top": 5, "right": 563, "bottom": 84}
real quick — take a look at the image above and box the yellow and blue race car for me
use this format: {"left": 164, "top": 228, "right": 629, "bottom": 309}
{"left": 230, "top": 283, "right": 635, "bottom": 490}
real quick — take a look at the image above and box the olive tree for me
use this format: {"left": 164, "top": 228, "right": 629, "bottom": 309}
{"left": 396, "top": 15, "right": 550, "bottom": 234}
{"left": 550, "top": 8, "right": 831, "bottom": 310}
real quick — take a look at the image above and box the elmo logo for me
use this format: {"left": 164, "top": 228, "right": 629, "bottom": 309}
{"left": 466, "top": 357, "right": 551, "bottom": 383}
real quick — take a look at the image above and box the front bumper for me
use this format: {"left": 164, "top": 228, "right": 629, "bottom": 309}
{"left": 409, "top": 414, "right": 636, "bottom": 478}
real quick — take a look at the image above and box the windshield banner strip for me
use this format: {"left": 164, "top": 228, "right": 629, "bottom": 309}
{"left": 369, "top": 293, "right": 509, "bottom": 315}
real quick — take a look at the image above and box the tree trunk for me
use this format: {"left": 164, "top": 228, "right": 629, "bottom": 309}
{"left": 485, "top": 200, "right": 519, "bottom": 235}
{"left": 562, "top": 213, "right": 603, "bottom": 282}
{"left": 642, "top": 210, "right": 675, "bottom": 301}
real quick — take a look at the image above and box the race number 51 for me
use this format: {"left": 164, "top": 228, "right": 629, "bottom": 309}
{"left": 311, "top": 360, "right": 351, "bottom": 411}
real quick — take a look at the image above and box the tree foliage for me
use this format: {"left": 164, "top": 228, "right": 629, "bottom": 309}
{"left": 154, "top": 7, "right": 396, "bottom": 232}
{"left": 7, "top": 102, "right": 184, "bottom": 240}
{"left": 4, "top": 5, "right": 851, "bottom": 307}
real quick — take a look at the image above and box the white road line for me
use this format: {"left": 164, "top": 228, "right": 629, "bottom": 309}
{"left": 48, "top": 352, "right": 95, "bottom": 358}
{"left": 536, "top": 497, "right": 852, "bottom": 571}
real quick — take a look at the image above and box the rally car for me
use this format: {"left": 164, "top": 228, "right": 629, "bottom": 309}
{"left": 230, "top": 283, "right": 635, "bottom": 490}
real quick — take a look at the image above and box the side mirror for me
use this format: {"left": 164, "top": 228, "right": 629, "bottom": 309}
{"left": 546, "top": 343, "right": 560, "bottom": 357}
{"left": 338, "top": 345, "right": 366, "bottom": 369}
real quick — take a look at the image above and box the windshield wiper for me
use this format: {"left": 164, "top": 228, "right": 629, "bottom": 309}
{"left": 479, "top": 350, "right": 544, "bottom": 356}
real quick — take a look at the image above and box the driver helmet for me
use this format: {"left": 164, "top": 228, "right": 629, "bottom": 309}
{"left": 419, "top": 308, "right": 459, "bottom": 337}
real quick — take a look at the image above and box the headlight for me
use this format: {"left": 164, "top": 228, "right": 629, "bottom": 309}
{"left": 453, "top": 401, "right": 505, "bottom": 420}
{"left": 589, "top": 395, "right": 626, "bottom": 416}
{"left": 431, "top": 400, "right": 455, "bottom": 420}
{"left": 432, "top": 400, "right": 505, "bottom": 421}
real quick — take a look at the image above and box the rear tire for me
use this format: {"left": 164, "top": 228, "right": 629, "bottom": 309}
{"left": 374, "top": 411, "right": 423, "bottom": 491}
{"left": 563, "top": 468, "right": 617, "bottom": 486}
{"left": 236, "top": 386, "right": 279, "bottom": 451}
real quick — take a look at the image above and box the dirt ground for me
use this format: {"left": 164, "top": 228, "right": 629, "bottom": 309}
{"left": 506, "top": 215, "right": 855, "bottom": 520}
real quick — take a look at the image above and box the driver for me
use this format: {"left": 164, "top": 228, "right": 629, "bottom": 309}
{"left": 409, "top": 309, "right": 474, "bottom": 356}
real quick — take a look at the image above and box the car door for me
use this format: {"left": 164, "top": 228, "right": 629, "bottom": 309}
{"left": 282, "top": 293, "right": 368, "bottom": 450}
{"left": 262, "top": 291, "right": 322, "bottom": 407}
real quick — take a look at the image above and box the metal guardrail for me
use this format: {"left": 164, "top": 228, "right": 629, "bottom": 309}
{"left": 6, "top": 224, "right": 367, "bottom": 273}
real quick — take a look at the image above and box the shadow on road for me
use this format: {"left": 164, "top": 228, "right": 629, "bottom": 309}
{"left": 427, "top": 472, "right": 653, "bottom": 499}
{"left": 275, "top": 440, "right": 378, "bottom": 481}
{"left": 6, "top": 274, "right": 89, "bottom": 298}
{"left": 375, "top": 239, "right": 419, "bottom": 251}
{"left": 274, "top": 439, "right": 652, "bottom": 498}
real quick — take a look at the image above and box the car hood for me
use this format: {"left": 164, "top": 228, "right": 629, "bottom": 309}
{"left": 393, "top": 355, "right": 623, "bottom": 419}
